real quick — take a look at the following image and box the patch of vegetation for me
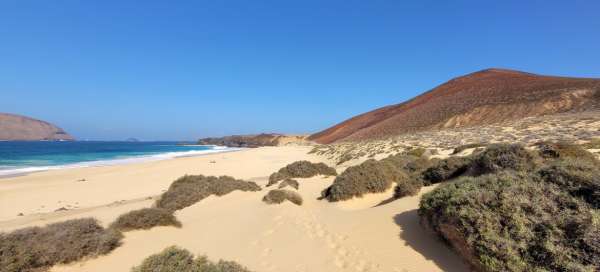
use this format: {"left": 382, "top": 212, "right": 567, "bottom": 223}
{"left": 110, "top": 208, "right": 181, "bottom": 232}
{"left": 277, "top": 178, "right": 299, "bottom": 190}
{"left": 132, "top": 246, "right": 253, "bottom": 272}
{"left": 393, "top": 178, "right": 422, "bottom": 198}
{"left": 405, "top": 147, "right": 427, "bottom": 157}
{"left": 0, "top": 218, "right": 123, "bottom": 272}
{"left": 267, "top": 161, "right": 337, "bottom": 186}
{"left": 382, "top": 153, "right": 432, "bottom": 176}
{"left": 262, "top": 189, "right": 303, "bottom": 206}
{"left": 539, "top": 158, "right": 600, "bottom": 209}
{"left": 422, "top": 156, "right": 472, "bottom": 185}
{"left": 419, "top": 172, "right": 600, "bottom": 272}
{"left": 336, "top": 152, "right": 353, "bottom": 165}
{"left": 581, "top": 138, "right": 600, "bottom": 149}
{"left": 467, "top": 143, "right": 537, "bottom": 176}
{"left": 156, "top": 175, "right": 261, "bottom": 211}
{"left": 321, "top": 159, "right": 406, "bottom": 202}
{"left": 451, "top": 143, "right": 487, "bottom": 155}
{"left": 536, "top": 141, "right": 598, "bottom": 164}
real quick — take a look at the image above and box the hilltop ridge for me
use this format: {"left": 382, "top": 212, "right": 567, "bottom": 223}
{"left": 309, "top": 68, "right": 600, "bottom": 144}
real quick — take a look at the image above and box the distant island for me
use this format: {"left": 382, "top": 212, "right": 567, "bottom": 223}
{"left": 0, "top": 113, "right": 74, "bottom": 141}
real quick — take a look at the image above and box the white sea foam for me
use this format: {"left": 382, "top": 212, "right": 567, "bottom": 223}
{"left": 0, "top": 146, "right": 240, "bottom": 177}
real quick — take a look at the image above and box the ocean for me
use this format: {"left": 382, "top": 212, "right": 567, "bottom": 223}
{"left": 0, "top": 141, "right": 236, "bottom": 177}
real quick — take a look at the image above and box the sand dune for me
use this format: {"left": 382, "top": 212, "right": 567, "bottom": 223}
{"left": 0, "top": 146, "right": 467, "bottom": 272}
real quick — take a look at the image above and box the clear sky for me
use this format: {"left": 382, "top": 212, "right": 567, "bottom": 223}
{"left": 1, "top": 1, "right": 599, "bottom": 141}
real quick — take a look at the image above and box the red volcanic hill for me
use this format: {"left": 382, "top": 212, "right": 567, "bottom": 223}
{"left": 309, "top": 68, "right": 600, "bottom": 144}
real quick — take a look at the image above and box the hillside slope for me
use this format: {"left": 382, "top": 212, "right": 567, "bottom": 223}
{"left": 0, "top": 113, "right": 74, "bottom": 141}
{"left": 309, "top": 69, "right": 600, "bottom": 144}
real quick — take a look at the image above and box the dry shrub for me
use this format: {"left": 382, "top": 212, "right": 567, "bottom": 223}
{"left": 132, "top": 246, "right": 253, "bottom": 272}
{"left": 262, "top": 189, "right": 303, "bottom": 206}
{"left": 419, "top": 172, "right": 600, "bottom": 272}
{"left": 536, "top": 141, "right": 599, "bottom": 164}
{"left": 581, "top": 138, "right": 600, "bottom": 149}
{"left": 422, "top": 156, "right": 472, "bottom": 185}
{"left": 383, "top": 153, "right": 432, "bottom": 174}
{"left": 0, "top": 218, "right": 122, "bottom": 272}
{"left": 393, "top": 178, "right": 422, "bottom": 198}
{"left": 539, "top": 158, "right": 600, "bottom": 208}
{"left": 321, "top": 159, "right": 405, "bottom": 202}
{"left": 405, "top": 147, "right": 427, "bottom": 157}
{"left": 110, "top": 208, "right": 181, "bottom": 232}
{"left": 156, "top": 175, "right": 261, "bottom": 211}
{"left": 277, "top": 178, "right": 299, "bottom": 190}
{"left": 267, "top": 161, "right": 337, "bottom": 186}
{"left": 467, "top": 143, "right": 537, "bottom": 176}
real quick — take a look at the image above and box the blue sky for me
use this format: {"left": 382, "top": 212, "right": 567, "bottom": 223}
{"left": 1, "top": 1, "right": 599, "bottom": 141}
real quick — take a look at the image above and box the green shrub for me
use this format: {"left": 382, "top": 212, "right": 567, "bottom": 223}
{"left": 262, "top": 189, "right": 303, "bottom": 206}
{"left": 132, "top": 246, "right": 253, "bottom": 272}
{"left": 0, "top": 218, "right": 123, "bottom": 272}
{"left": 268, "top": 161, "right": 337, "bottom": 186}
{"left": 422, "top": 156, "right": 472, "bottom": 185}
{"left": 110, "top": 208, "right": 181, "bottom": 232}
{"left": 321, "top": 159, "right": 405, "bottom": 202}
{"left": 277, "top": 178, "right": 299, "bottom": 190}
{"left": 539, "top": 158, "right": 600, "bottom": 208}
{"left": 156, "top": 175, "right": 261, "bottom": 212}
{"left": 419, "top": 172, "right": 600, "bottom": 272}
{"left": 468, "top": 144, "right": 537, "bottom": 176}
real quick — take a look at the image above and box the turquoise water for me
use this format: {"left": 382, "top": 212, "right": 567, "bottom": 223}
{"left": 0, "top": 141, "right": 234, "bottom": 176}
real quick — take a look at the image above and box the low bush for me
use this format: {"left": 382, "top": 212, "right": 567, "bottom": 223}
{"left": 156, "top": 175, "right": 261, "bottom": 211}
{"left": 0, "top": 218, "right": 123, "bottom": 272}
{"left": 467, "top": 144, "right": 537, "bottom": 176}
{"left": 110, "top": 208, "right": 181, "bottom": 232}
{"left": 405, "top": 147, "right": 427, "bottom": 157}
{"left": 393, "top": 178, "right": 422, "bottom": 198}
{"left": 336, "top": 153, "right": 354, "bottom": 165}
{"left": 132, "top": 246, "right": 253, "bottom": 272}
{"left": 268, "top": 161, "right": 337, "bottom": 186}
{"left": 321, "top": 159, "right": 406, "bottom": 202}
{"left": 538, "top": 158, "right": 600, "bottom": 208}
{"left": 277, "top": 178, "right": 299, "bottom": 190}
{"left": 536, "top": 141, "right": 598, "bottom": 164}
{"left": 422, "top": 156, "right": 472, "bottom": 185}
{"left": 382, "top": 153, "right": 432, "bottom": 175}
{"left": 420, "top": 172, "right": 600, "bottom": 272}
{"left": 262, "top": 189, "right": 303, "bottom": 206}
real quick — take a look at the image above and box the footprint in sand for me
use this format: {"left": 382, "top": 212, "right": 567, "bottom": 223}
{"left": 296, "top": 211, "right": 382, "bottom": 272}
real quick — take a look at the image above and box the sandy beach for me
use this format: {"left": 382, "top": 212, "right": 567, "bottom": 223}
{"left": 0, "top": 146, "right": 467, "bottom": 272}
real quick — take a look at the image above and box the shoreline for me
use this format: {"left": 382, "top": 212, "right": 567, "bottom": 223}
{"left": 0, "top": 145, "right": 466, "bottom": 272}
{"left": 0, "top": 146, "right": 242, "bottom": 179}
